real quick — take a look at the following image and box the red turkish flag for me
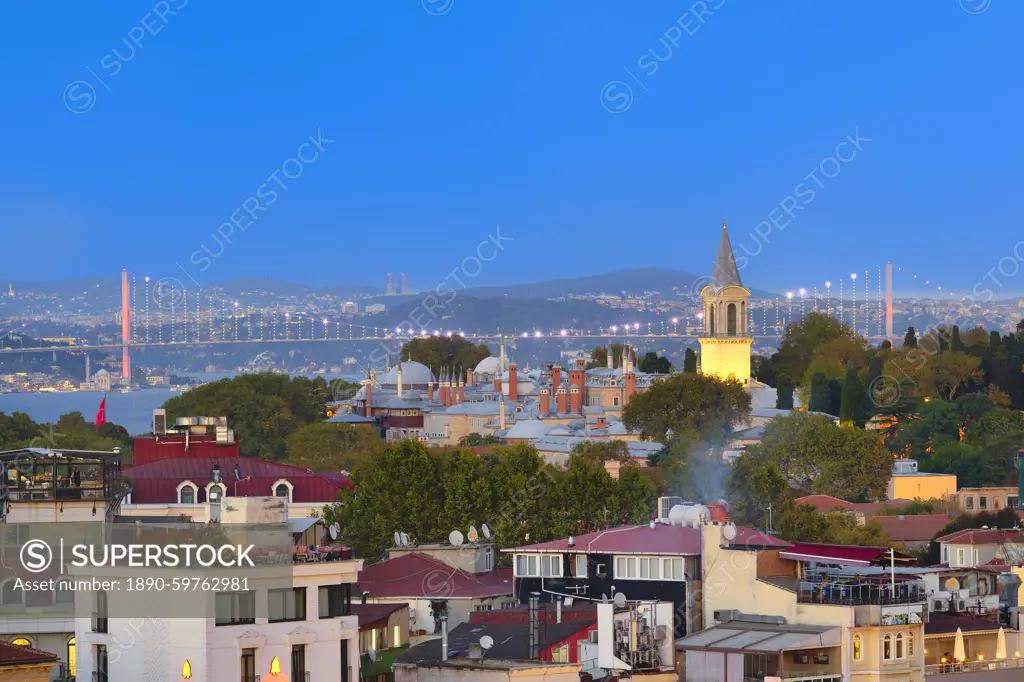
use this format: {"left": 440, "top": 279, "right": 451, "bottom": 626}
{"left": 96, "top": 397, "right": 106, "bottom": 430}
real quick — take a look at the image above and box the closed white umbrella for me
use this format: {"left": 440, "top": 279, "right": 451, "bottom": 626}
{"left": 954, "top": 627, "right": 966, "bottom": 662}
{"left": 996, "top": 627, "right": 1007, "bottom": 660}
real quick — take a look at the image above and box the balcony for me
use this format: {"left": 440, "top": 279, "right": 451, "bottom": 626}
{"left": 794, "top": 579, "right": 925, "bottom": 607}
{"left": 926, "top": 657, "right": 1024, "bottom": 676}
{"left": 0, "top": 449, "right": 123, "bottom": 504}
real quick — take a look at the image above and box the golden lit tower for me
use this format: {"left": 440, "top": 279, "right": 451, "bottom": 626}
{"left": 698, "top": 220, "right": 752, "bottom": 384}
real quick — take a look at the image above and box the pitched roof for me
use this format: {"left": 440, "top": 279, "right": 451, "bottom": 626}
{"left": 351, "top": 602, "right": 408, "bottom": 630}
{"left": 729, "top": 526, "right": 792, "bottom": 549}
{"left": 508, "top": 524, "right": 701, "bottom": 556}
{"left": 123, "top": 455, "right": 351, "bottom": 504}
{"left": 871, "top": 514, "right": 952, "bottom": 543}
{"left": 0, "top": 641, "right": 58, "bottom": 667}
{"left": 778, "top": 544, "right": 911, "bottom": 568}
{"left": 794, "top": 494, "right": 914, "bottom": 516}
{"left": 398, "top": 620, "right": 596, "bottom": 664}
{"left": 358, "top": 552, "right": 513, "bottom": 599}
{"left": 935, "top": 528, "right": 1024, "bottom": 545}
{"left": 710, "top": 221, "right": 743, "bottom": 289}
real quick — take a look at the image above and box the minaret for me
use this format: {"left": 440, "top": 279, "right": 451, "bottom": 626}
{"left": 397, "top": 362, "right": 403, "bottom": 397}
{"left": 698, "top": 220, "right": 752, "bottom": 384}
{"left": 607, "top": 339, "right": 613, "bottom": 369}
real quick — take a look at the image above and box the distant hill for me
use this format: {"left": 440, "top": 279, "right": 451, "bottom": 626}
{"left": 454, "top": 268, "right": 778, "bottom": 300}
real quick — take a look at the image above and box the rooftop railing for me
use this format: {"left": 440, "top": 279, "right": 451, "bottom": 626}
{"left": 796, "top": 579, "right": 925, "bottom": 606}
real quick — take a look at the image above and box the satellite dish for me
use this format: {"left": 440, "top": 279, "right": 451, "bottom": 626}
{"left": 368, "top": 649, "right": 377, "bottom": 662}
{"left": 394, "top": 532, "right": 402, "bottom": 547}
{"left": 613, "top": 592, "right": 627, "bottom": 607}
{"left": 482, "top": 524, "right": 491, "bottom": 539}
{"left": 449, "top": 530, "right": 465, "bottom": 547}
{"left": 945, "top": 577, "right": 960, "bottom": 591}
{"left": 601, "top": 593, "right": 609, "bottom": 603}
{"left": 480, "top": 635, "right": 494, "bottom": 651}
{"left": 723, "top": 523, "right": 738, "bottom": 541}
{"left": 332, "top": 522, "right": 341, "bottom": 534}
{"left": 468, "top": 526, "right": 479, "bottom": 543}
{"left": 400, "top": 532, "right": 410, "bottom": 547}
{"left": 329, "top": 526, "right": 338, "bottom": 540}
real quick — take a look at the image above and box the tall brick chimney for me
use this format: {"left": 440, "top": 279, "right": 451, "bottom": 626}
{"left": 439, "top": 369, "right": 450, "bottom": 406}
{"left": 428, "top": 379, "right": 434, "bottom": 403}
{"left": 466, "top": 367, "right": 473, "bottom": 387}
{"left": 568, "top": 365, "right": 586, "bottom": 414}
{"left": 551, "top": 366, "right": 561, "bottom": 396}
{"left": 364, "top": 381, "right": 373, "bottom": 416}
{"left": 624, "top": 370, "right": 636, "bottom": 405}
{"left": 509, "top": 364, "right": 518, "bottom": 401}
{"left": 556, "top": 384, "right": 568, "bottom": 414}
{"left": 458, "top": 376, "right": 465, "bottom": 404}
{"left": 540, "top": 386, "right": 550, "bottom": 416}
{"left": 570, "top": 385, "right": 581, "bottom": 415}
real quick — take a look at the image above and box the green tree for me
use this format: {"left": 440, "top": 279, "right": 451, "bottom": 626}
{"left": 808, "top": 372, "right": 831, "bottom": 413}
{"left": 773, "top": 312, "right": 858, "bottom": 382}
{"left": 400, "top": 336, "right": 490, "bottom": 378}
{"left": 622, "top": 372, "right": 751, "bottom": 443}
{"left": 457, "top": 433, "right": 506, "bottom": 446}
{"left": 751, "top": 354, "right": 776, "bottom": 386}
{"left": 163, "top": 373, "right": 327, "bottom": 460}
{"left": 638, "top": 352, "right": 672, "bottom": 374}
{"left": 683, "top": 348, "right": 698, "bottom": 374}
{"left": 904, "top": 327, "right": 918, "bottom": 348}
{"left": 485, "top": 444, "right": 559, "bottom": 556}
{"left": 615, "top": 462, "right": 658, "bottom": 524}
{"left": 285, "top": 422, "right": 382, "bottom": 472}
{"left": 554, "top": 455, "right": 618, "bottom": 535}
{"left": 776, "top": 505, "right": 890, "bottom": 546}
{"left": 839, "top": 367, "right": 864, "bottom": 427}
{"left": 438, "top": 448, "right": 491, "bottom": 531}
{"left": 775, "top": 376, "right": 794, "bottom": 410}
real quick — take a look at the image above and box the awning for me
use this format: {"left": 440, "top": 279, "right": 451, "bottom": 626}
{"left": 289, "top": 517, "right": 320, "bottom": 533}
{"left": 779, "top": 544, "right": 905, "bottom": 567}
{"left": 677, "top": 621, "right": 840, "bottom": 653}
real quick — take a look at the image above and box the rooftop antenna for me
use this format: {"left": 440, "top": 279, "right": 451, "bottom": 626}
{"left": 449, "top": 530, "right": 465, "bottom": 547}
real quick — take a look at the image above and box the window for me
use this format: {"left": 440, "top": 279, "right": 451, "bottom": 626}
{"left": 272, "top": 479, "right": 293, "bottom": 501}
{"left": 340, "top": 640, "right": 350, "bottom": 682}
{"left": 974, "top": 549, "right": 980, "bottom": 565}
{"left": 541, "top": 555, "right": 561, "bottom": 577}
{"left": 615, "top": 557, "right": 637, "bottom": 579}
{"left": 573, "top": 555, "right": 587, "bottom": 578}
{"left": 853, "top": 634, "right": 862, "bottom": 661}
{"left": 551, "top": 645, "right": 569, "bottom": 662}
{"left": 206, "top": 482, "right": 226, "bottom": 503}
{"left": 67, "top": 637, "right": 76, "bottom": 676}
{"left": 957, "top": 548, "right": 965, "bottom": 566}
{"left": 613, "top": 397, "right": 620, "bottom": 406}
{"left": 215, "top": 591, "right": 256, "bottom": 626}
{"left": 291, "top": 644, "right": 306, "bottom": 680}
{"left": 318, "top": 584, "right": 352, "bottom": 618}
{"left": 994, "top": 497, "right": 1001, "bottom": 509}
{"left": 639, "top": 557, "right": 660, "bottom": 579}
{"left": 883, "top": 633, "right": 893, "bottom": 661}
{"left": 965, "top": 496, "right": 974, "bottom": 510}
{"left": 177, "top": 482, "right": 197, "bottom": 504}
{"left": 92, "top": 590, "right": 108, "bottom": 633}
{"left": 485, "top": 548, "right": 493, "bottom": 571}
{"left": 10, "top": 638, "right": 30, "bottom": 647}
{"left": 662, "top": 557, "right": 684, "bottom": 580}
{"left": 941, "top": 545, "right": 948, "bottom": 563}
{"left": 1009, "top": 496, "right": 1018, "bottom": 510}
{"left": 56, "top": 580, "right": 75, "bottom": 604}
{"left": 1, "top": 579, "right": 21, "bottom": 605}
{"left": 393, "top": 624, "right": 401, "bottom": 647}
{"left": 241, "top": 648, "right": 256, "bottom": 682}
{"left": 94, "top": 644, "right": 108, "bottom": 682}
{"left": 979, "top": 496, "right": 987, "bottom": 510}
{"left": 895, "top": 632, "right": 905, "bottom": 659}
{"left": 269, "top": 587, "right": 307, "bottom": 622}
{"left": 515, "top": 554, "right": 559, "bottom": 577}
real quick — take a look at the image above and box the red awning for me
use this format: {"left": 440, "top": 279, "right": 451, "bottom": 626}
{"left": 779, "top": 544, "right": 888, "bottom": 567}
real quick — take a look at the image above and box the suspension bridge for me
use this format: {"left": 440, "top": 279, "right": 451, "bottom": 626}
{"left": 1, "top": 263, "right": 959, "bottom": 377}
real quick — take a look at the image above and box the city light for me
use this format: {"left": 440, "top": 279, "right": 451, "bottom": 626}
{"left": 798, "top": 288, "right": 806, "bottom": 297}
{"left": 850, "top": 273, "right": 857, "bottom": 280}
{"left": 633, "top": 323, "right": 639, "bottom": 330}
{"left": 671, "top": 317, "right": 678, "bottom": 324}
{"left": 786, "top": 292, "right": 793, "bottom": 299}
{"left": 560, "top": 329, "right": 567, "bottom": 336}
{"left": 825, "top": 281, "right": 831, "bottom": 287}
{"left": 534, "top": 330, "right": 543, "bottom": 337}
{"left": 610, "top": 325, "right": 618, "bottom": 332}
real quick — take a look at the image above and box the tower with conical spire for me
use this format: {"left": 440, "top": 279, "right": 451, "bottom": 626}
{"left": 698, "top": 220, "right": 752, "bottom": 384}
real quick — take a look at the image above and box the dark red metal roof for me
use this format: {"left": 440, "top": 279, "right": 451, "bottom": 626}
{"left": 123, "top": 456, "right": 351, "bottom": 504}
{"left": 925, "top": 613, "right": 1003, "bottom": 635}
{"left": 508, "top": 523, "right": 701, "bottom": 555}
{"left": 779, "top": 544, "right": 898, "bottom": 567}
{"left": 351, "top": 603, "right": 408, "bottom": 630}
{"left": 729, "top": 526, "right": 792, "bottom": 548}
{"left": 0, "top": 640, "right": 58, "bottom": 666}
{"left": 358, "top": 552, "right": 513, "bottom": 599}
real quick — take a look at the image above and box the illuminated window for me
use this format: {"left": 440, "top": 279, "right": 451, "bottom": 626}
{"left": 11, "top": 638, "right": 30, "bottom": 647}
{"left": 68, "top": 638, "right": 76, "bottom": 676}
{"left": 393, "top": 624, "right": 401, "bottom": 648}
{"left": 551, "top": 645, "right": 569, "bottom": 663}
{"left": 853, "top": 634, "right": 862, "bottom": 661}
{"left": 883, "top": 633, "right": 893, "bottom": 661}
{"left": 895, "top": 632, "right": 905, "bottom": 659}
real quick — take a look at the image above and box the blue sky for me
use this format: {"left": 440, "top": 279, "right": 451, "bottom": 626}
{"left": 1, "top": 1, "right": 1020, "bottom": 295}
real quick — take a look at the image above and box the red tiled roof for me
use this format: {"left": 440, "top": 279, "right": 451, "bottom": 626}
{"left": 935, "top": 528, "right": 1024, "bottom": 545}
{"left": 123, "top": 456, "right": 351, "bottom": 504}
{"left": 925, "top": 613, "right": 1002, "bottom": 635}
{"left": 795, "top": 495, "right": 914, "bottom": 516}
{"left": 358, "top": 553, "right": 513, "bottom": 599}
{"left": 871, "top": 514, "right": 952, "bottom": 543}
{"left": 729, "top": 526, "right": 791, "bottom": 549}
{"left": 0, "top": 641, "right": 58, "bottom": 666}
{"left": 779, "top": 544, "right": 899, "bottom": 567}
{"left": 351, "top": 602, "right": 407, "bottom": 629}
{"left": 507, "top": 524, "right": 701, "bottom": 555}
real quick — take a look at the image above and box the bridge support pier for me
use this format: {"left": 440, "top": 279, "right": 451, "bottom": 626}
{"left": 121, "top": 269, "right": 130, "bottom": 382}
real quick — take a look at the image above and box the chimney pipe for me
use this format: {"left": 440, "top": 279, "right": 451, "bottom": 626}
{"left": 466, "top": 367, "right": 473, "bottom": 386}
{"left": 528, "top": 595, "right": 539, "bottom": 660}
{"left": 540, "top": 387, "right": 550, "bottom": 416}
{"left": 509, "top": 364, "right": 518, "bottom": 401}
{"left": 441, "top": 616, "right": 449, "bottom": 661}
{"left": 556, "top": 596, "right": 563, "bottom": 624}
{"left": 551, "top": 366, "right": 561, "bottom": 396}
